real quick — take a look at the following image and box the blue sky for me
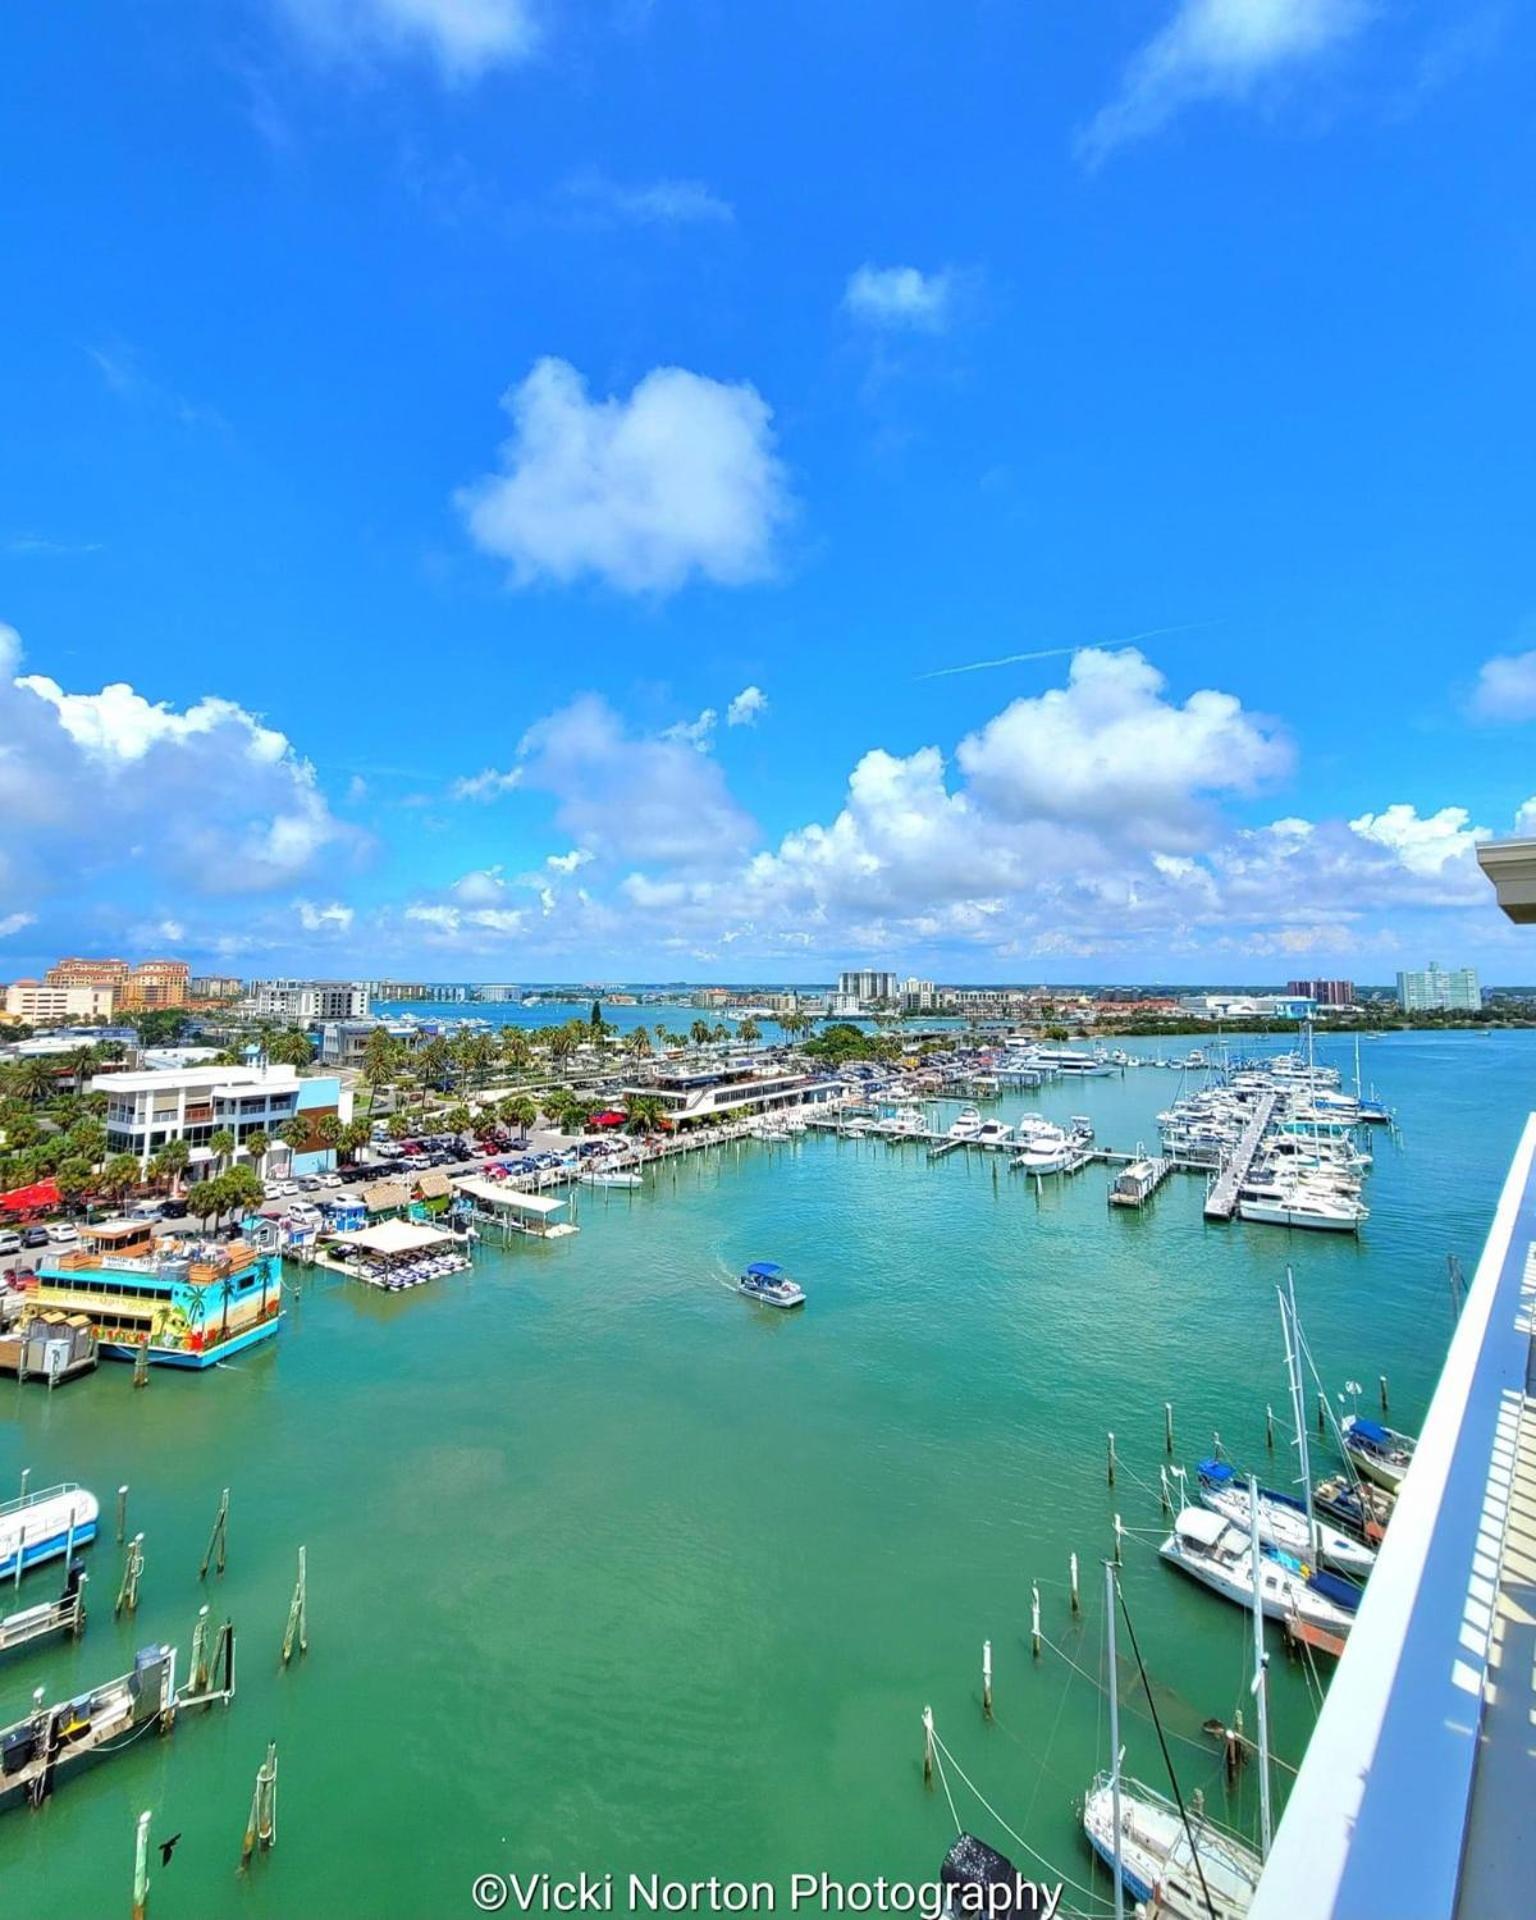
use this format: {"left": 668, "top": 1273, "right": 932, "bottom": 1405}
{"left": 1, "top": 0, "right": 1533, "bottom": 984}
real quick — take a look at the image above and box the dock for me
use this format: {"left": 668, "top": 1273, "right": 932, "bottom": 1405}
{"left": 1202, "top": 1091, "right": 1280, "bottom": 1221}
{"left": 1107, "top": 1156, "right": 1175, "bottom": 1208}
{"left": 0, "top": 1567, "right": 86, "bottom": 1658}
{"left": 0, "top": 1643, "right": 179, "bottom": 1811}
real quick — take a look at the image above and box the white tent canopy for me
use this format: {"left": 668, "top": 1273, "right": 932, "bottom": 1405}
{"left": 453, "top": 1177, "right": 565, "bottom": 1216}
{"left": 330, "top": 1219, "right": 454, "bottom": 1259}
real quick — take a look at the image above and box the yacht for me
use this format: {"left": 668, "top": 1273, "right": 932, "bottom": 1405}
{"left": 736, "top": 1261, "right": 806, "bottom": 1310}
{"left": 1197, "top": 1460, "right": 1375, "bottom": 1578}
{"left": 1082, "top": 1773, "right": 1262, "bottom": 1919}
{"left": 1160, "top": 1507, "right": 1359, "bottom": 1642}
{"left": 1014, "top": 1125, "right": 1076, "bottom": 1173}
{"left": 1236, "top": 1182, "right": 1367, "bottom": 1233}
{"left": 946, "top": 1106, "right": 983, "bottom": 1141}
{"left": 972, "top": 1118, "right": 1014, "bottom": 1149}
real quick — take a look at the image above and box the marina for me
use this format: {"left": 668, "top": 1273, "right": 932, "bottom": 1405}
{"left": 0, "top": 1028, "right": 1527, "bottom": 1917}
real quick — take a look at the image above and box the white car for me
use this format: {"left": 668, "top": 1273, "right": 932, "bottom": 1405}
{"left": 278, "top": 1181, "right": 299, "bottom": 1197}
{"left": 319, "top": 1172, "right": 343, "bottom": 1189}
{"left": 50, "top": 1224, "right": 79, "bottom": 1245}
{"left": 0, "top": 1232, "right": 21, "bottom": 1257}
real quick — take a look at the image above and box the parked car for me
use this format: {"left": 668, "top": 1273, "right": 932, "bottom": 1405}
{"left": 0, "top": 1232, "right": 21, "bottom": 1257}
{"left": 21, "top": 1225, "right": 49, "bottom": 1249}
{"left": 160, "top": 1198, "right": 188, "bottom": 1219}
{"left": 319, "top": 1172, "right": 343, "bottom": 1189}
{"left": 50, "top": 1224, "right": 79, "bottom": 1245}
{"left": 297, "top": 1176, "right": 322, "bottom": 1192}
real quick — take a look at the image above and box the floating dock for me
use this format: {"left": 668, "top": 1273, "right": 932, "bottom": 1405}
{"left": 0, "top": 1643, "right": 178, "bottom": 1811}
{"left": 1202, "top": 1091, "right": 1281, "bottom": 1222}
{"left": 0, "top": 1567, "right": 86, "bottom": 1658}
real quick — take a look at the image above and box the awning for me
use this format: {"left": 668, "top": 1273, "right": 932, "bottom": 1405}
{"left": 453, "top": 1176, "right": 565, "bottom": 1215}
{"left": 0, "top": 1178, "right": 61, "bottom": 1216}
{"left": 330, "top": 1220, "right": 454, "bottom": 1258}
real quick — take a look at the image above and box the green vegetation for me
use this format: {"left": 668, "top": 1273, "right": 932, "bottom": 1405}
{"left": 800, "top": 1022, "right": 902, "bottom": 1067}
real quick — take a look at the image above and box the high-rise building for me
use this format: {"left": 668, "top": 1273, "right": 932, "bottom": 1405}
{"left": 901, "top": 977, "right": 937, "bottom": 1013}
{"left": 1395, "top": 963, "right": 1482, "bottom": 1013}
{"left": 1287, "top": 978, "right": 1355, "bottom": 1008}
{"left": 46, "top": 957, "right": 131, "bottom": 990}
{"left": 125, "top": 960, "right": 190, "bottom": 1009}
{"left": 838, "top": 969, "right": 900, "bottom": 1004}
{"left": 190, "top": 975, "right": 245, "bottom": 1000}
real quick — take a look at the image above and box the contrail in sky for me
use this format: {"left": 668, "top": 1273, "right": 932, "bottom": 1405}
{"left": 917, "top": 620, "right": 1219, "bottom": 680}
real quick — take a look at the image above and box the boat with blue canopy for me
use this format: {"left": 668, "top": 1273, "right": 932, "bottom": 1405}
{"left": 737, "top": 1262, "right": 805, "bottom": 1310}
{"left": 1341, "top": 1414, "right": 1416, "bottom": 1493}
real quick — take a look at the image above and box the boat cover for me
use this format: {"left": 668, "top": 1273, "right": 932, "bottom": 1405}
{"left": 1308, "top": 1569, "right": 1362, "bottom": 1612}
{"left": 1199, "top": 1459, "right": 1235, "bottom": 1483}
{"left": 1348, "top": 1418, "right": 1391, "bottom": 1448}
{"left": 745, "top": 1262, "right": 783, "bottom": 1277}
{"left": 1175, "top": 1508, "right": 1229, "bottom": 1547}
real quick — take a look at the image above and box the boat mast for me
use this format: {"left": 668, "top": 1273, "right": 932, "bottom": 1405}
{"left": 1105, "top": 1559, "right": 1126, "bottom": 1920}
{"left": 1280, "top": 1268, "right": 1317, "bottom": 1558}
{"left": 1247, "top": 1473, "right": 1273, "bottom": 1858}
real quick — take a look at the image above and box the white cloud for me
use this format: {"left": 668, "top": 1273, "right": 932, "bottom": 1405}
{"left": 1348, "top": 803, "right": 1488, "bottom": 879}
{"left": 843, "top": 265, "right": 953, "bottom": 332}
{"left": 279, "top": 0, "right": 540, "bottom": 78}
{"left": 450, "top": 765, "right": 522, "bottom": 802}
{"left": 456, "top": 357, "right": 793, "bottom": 595}
{"left": 1517, "top": 797, "right": 1536, "bottom": 837}
{"left": 954, "top": 647, "right": 1291, "bottom": 848}
{"left": 449, "top": 867, "right": 507, "bottom": 906}
{"left": 1470, "top": 649, "right": 1536, "bottom": 722}
{"left": 545, "top": 849, "right": 592, "bottom": 875}
{"left": 663, "top": 708, "right": 718, "bottom": 750}
{"left": 517, "top": 694, "right": 757, "bottom": 869}
{"left": 1081, "top": 0, "right": 1372, "bottom": 163}
{"left": 561, "top": 174, "right": 734, "bottom": 226}
{"left": 727, "top": 685, "right": 768, "bottom": 728}
{"left": 296, "top": 900, "right": 356, "bottom": 932}
{"left": 0, "top": 625, "right": 356, "bottom": 911}
{"left": 0, "top": 912, "right": 37, "bottom": 939}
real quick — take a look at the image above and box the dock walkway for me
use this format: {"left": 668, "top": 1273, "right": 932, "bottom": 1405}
{"left": 1203, "top": 1091, "right": 1280, "bottom": 1221}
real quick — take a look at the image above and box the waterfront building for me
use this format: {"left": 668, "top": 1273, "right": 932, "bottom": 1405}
{"left": 25, "top": 1218, "right": 283, "bottom": 1367}
{"left": 477, "top": 984, "right": 523, "bottom": 1002}
{"left": 249, "top": 978, "right": 371, "bottom": 1020}
{"left": 1177, "top": 992, "right": 1317, "bottom": 1021}
{"left": 1395, "top": 962, "right": 1481, "bottom": 1013}
{"left": 3, "top": 980, "right": 117, "bottom": 1022}
{"left": 623, "top": 1063, "right": 839, "bottom": 1126}
{"left": 901, "top": 977, "right": 938, "bottom": 1013}
{"left": 94, "top": 1063, "right": 351, "bottom": 1175}
{"left": 1288, "top": 977, "right": 1355, "bottom": 1008}
{"left": 838, "top": 969, "right": 900, "bottom": 1005}
{"left": 318, "top": 1018, "right": 419, "bottom": 1068}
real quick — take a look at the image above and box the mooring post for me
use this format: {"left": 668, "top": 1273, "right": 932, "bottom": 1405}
{"left": 1379, "top": 1374, "right": 1389, "bottom": 1413}
{"left": 1031, "top": 1582, "right": 1041, "bottom": 1657}
{"left": 1265, "top": 1406, "right": 1274, "bottom": 1452}
{"left": 116, "top": 1534, "right": 144, "bottom": 1617}
{"left": 116, "top": 1485, "right": 129, "bottom": 1544}
{"left": 1159, "top": 1465, "right": 1172, "bottom": 1515}
{"left": 921, "top": 1706, "right": 934, "bottom": 1787}
{"left": 200, "top": 1489, "right": 229, "bottom": 1582}
{"left": 1113, "top": 1515, "right": 1124, "bottom": 1566}
{"left": 1106, "top": 1431, "right": 1117, "bottom": 1487}
{"left": 132, "top": 1808, "right": 151, "bottom": 1920}
{"left": 240, "top": 1741, "right": 279, "bottom": 1865}
{"left": 132, "top": 1338, "right": 149, "bottom": 1389}
{"left": 982, "top": 1640, "right": 993, "bottom": 1718}
{"left": 13, "top": 1523, "right": 24, "bottom": 1592}
{"left": 281, "top": 1546, "right": 307, "bottom": 1665}
{"left": 1164, "top": 1401, "right": 1174, "bottom": 1454}
{"left": 64, "top": 1509, "right": 76, "bottom": 1578}
{"left": 1212, "top": 1430, "right": 1222, "bottom": 1462}
{"left": 1070, "top": 1551, "right": 1080, "bottom": 1614}
{"left": 190, "top": 1605, "right": 211, "bottom": 1695}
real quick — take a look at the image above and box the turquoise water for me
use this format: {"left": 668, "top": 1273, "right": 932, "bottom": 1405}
{"left": 2, "top": 1032, "right": 1528, "bottom": 1918}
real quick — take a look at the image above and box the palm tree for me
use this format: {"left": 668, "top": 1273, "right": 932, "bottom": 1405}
{"left": 362, "top": 1028, "right": 400, "bottom": 1091}
{"left": 209, "top": 1128, "right": 237, "bottom": 1172}
{"left": 498, "top": 1095, "right": 537, "bottom": 1134}
{"left": 338, "top": 1118, "right": 371, "bottom": 1164}
{"left": 242, "top": 1130, "right": 271, "bottom": 1178}
{"left": 277, "top": 1117, "right": 311, "bottom": 1164}
{"left": 15, "top": 1057, "right": 57, "bottom": 1104}
{"left": 158, "top": 1138, "right": 190, "bottom": 1196}
{"left": 444, "top": 1104, "right": 474, "bottom": 1139}
{"left": 498, "top": 1028, "right": 532, "bottom": 1075}
{"left": 388, "top": 1112, "right": 412, "bottom": 1142}
{"left": 100, "top": 1153, "right": 141, "bottom": 1205}
{"left": 546, "top": 1027, "right": 578, "bottom": 1067}
{"left": 55, "top": 1155, "right": 93, "bottom": 1210}
{"left": 689, "top": 1019, "right": 712, "bottom": 1050}
{"left": 65, "top": 1045, "right": 96, "bottom": 1095}
{"left": 738, "top": 1018, "right": 760, "bottom": 1046}
{"left": 627, "top": 1024, "right": 652, "bottom": 1063}
{"left": 624, "top": 1094, "right": 667, "bottom": 1135}
{"left": 311, "top": 1114, "right": 345, "bottom": 1161}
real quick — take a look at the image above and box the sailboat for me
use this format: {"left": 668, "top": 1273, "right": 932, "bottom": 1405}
{"left": 1341, "top": 1414, "right": 1416, "bottom": 1492}
{"left": 1196, "top": 1460, "right": 1375, "bottom": 1578}
{"left": 1082, "top": 1560, "right": 1264, "bottom": 1918}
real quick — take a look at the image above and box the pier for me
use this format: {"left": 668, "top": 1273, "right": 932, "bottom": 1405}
{"left": 1202, "top": 1090, "right": 1280, "bottom": 1221}
{"left": 0, "top": 1567, "right": 86, "bottom": 1657}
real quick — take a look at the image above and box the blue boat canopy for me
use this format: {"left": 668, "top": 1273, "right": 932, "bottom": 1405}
{"left": 1350, "top": 1418, "right": 1391, "bottom": 1447}
{"left": 1198, "top": 1459, "right": 1234, "bottom": 1483}
{"left": 745, "top": 1262, "right": 783, "bottom": 1277}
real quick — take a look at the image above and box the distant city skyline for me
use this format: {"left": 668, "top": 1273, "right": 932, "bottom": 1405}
{"left": 3, "top": 5, "right": 1534, "bottom": 981}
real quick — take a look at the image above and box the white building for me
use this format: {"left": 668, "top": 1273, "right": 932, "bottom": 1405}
{"left": 624, "top": 1064, "right": 838, "bottom": 1125}
{"left": 837, "top": 969, "right": 900, "bottom": 1005}
{"left": 250, "top": 979, "right": 372, "bottom": 1021}
{"left": 94, "top": 1063, "right": 353, "bottom": 1174}
{"left": 1396, "top": 962, "right": 1481, "bottom": 1013}
{"left": 901, "top": 977, "right": 937, "bottom": 1013}
{"left": 3, "top": 981, "right": 117, "bottom": 1023}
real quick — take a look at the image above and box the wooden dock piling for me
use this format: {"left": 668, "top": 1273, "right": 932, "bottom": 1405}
{"left": 1070, "top": 1552, "right": 1080, "bottom": 1614}
{"left": 921, "top": 1706, "right": 934, "bottom": 1786}
{"left": 240, "top": 1742, "right": 278, "bottom": 1865}
{"left": 1164, "top": 1401, "right": 1174, "bottom": 1454}
{"left": 1106, "top": 1431, "right": 1117, "bottom": 1486}
{"left": 115, "top": 1534, "right": 144, "bottom": 1618}
{"left": 982, "top": 1640, "right": 992, "bottom": 1718}
{"left": 1031, "top": 1582, "right": 1041, "bottom": 1657}
{"left": 281, "top": 1546, "right": 307, "bottom": 1665}
{"left": 116, "top": 1485, "right": 129, "bottom": 1544}
{"left": 132, "top": 1808, "right": 151, "bottom": 1920}
{"left": 200, "top": 1489, "right": 229, "bottom": 1581}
